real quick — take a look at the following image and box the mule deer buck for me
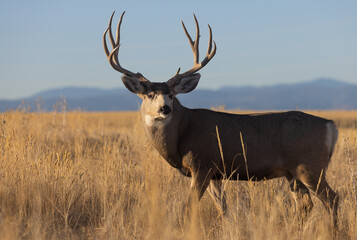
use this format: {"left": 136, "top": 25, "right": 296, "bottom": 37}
{"left": 103, "top": 11, "right": 339, "bottom": 226}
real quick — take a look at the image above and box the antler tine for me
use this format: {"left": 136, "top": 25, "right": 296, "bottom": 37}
{"left": 193, "top": 14, "right": 200, "bottom": 65}
{"left": 207, "top": 24, "right": 212, "bottom": 55}
{"left": 201, "top": 24, "right": 216, "bottom": 68}
{"left": 181, "top": 21, "right": 193, "bottom": 47}
{"left": 181, "top": 14, "right": 200, "bottom": 66}
{"left": 103, "top": 11, "right": 147, "bottom": 80}
{"left": 111, "top": 11, "right": 126, "bottom": 66}
{"left": 103, "top": 28, "right": 110, "bottom": 57}
{"left": 168, "top": 14, "right": 216, "bottom": 84}
{"left": 108, "top": 11, "right": 116, "bottom": 49}
{"left": 103, "top": 11, "right": 119, "bottom": 58}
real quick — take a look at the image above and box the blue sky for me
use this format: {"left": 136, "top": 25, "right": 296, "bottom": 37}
{"left": 0, "top": 0, "right": 356, "bottom": 100}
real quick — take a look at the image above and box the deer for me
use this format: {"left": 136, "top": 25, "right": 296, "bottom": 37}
{"left": 103, "top": 11, "right": 339, "bottom": 226}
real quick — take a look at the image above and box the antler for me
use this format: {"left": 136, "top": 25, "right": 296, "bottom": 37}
{"left": 168, "top": 14, "right": 216, "bottom": 86}
{"left": 103, "top": 11, "right": 148, "bottom": 81}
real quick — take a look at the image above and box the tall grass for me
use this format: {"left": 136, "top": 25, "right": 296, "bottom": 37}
{"left": 0, "top": 110, "right": 356, "bottom": 239}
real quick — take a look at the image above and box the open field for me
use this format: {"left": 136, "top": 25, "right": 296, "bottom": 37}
{"left": 0, "top": 110, "right": 356, "bottom": 239}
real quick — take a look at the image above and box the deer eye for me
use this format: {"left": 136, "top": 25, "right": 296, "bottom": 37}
{"left": 147, "top": 93, "right": 154, "bottom": 99}
{"left": 168, "top": 94, "right": 173, "bottom": 99}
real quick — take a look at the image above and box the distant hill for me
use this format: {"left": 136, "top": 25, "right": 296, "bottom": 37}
{"left": 1, "top": 78, "right": 357, "bottom": 112}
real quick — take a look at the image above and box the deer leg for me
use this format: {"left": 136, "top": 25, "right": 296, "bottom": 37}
{"left": 287, "top": 175, "right": 313, "bottom": 217}
{"left": 207, "top": 180, "right": 227, "bottom": 215}
{"left": 297, "top": 170, "right": 339, "bottom": 229}
{"left": 185, "top": 169, "right": 214, "bottom": 217}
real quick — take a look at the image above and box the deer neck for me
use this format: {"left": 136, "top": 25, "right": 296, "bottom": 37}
{"left": 140, "top": 98, "right": 189, "bottom": 168}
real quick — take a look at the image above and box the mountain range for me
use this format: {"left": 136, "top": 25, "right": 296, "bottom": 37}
{"left": 1, "top": 78, "right": 357, "bottom": 112}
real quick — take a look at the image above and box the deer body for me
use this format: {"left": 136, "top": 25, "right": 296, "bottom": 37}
{"left": 143, "top": 98, "right": 337, "bottom": 183}
{"left": 103, "top": 11, "right": 339, "bottom": 227}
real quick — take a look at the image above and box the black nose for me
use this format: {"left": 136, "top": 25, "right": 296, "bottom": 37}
{"left": 160, "top": 105, "right": 171, "bottom": 115}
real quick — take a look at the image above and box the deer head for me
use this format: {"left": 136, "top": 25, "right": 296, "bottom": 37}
{"left": 103, "top": 11, "right": 216, "bottom": 125}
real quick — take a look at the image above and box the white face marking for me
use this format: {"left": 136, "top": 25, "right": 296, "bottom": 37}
{"left": 142, "top": 93, "right": 173, "bottom": 127}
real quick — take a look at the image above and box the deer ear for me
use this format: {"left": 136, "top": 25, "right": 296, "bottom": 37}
{"left": 122, "top": 76, "right": 149, "bottom": 94}
{"left": 172, "top": 73, "right": 201, "bottom": 94}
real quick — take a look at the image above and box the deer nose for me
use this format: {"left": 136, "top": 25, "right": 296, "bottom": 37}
{"left": 160, "top": 105, "right": 171, "bottom": 115}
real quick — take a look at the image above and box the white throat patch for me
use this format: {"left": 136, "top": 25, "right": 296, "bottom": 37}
{"left": 144, "top": 114, "right": 171, "bottom": 127}
{"left": 145, "top": 114, "right": 155, "bottom": 127}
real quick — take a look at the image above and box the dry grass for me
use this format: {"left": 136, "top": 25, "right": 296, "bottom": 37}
{"left": 0, "top": 110, "right": 356, "bottom": 239}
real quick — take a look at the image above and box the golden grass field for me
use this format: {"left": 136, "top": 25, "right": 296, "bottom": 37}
{"left": 0, "top": 110, "right": 356, "bottom": 239}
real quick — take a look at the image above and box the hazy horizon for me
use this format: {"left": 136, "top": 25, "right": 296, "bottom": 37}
{"left": 1, "top": 77, "right": 351, "bottom": 101}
